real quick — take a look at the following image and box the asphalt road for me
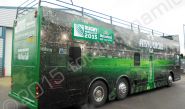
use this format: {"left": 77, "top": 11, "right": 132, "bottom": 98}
{"left": 1, "top": 75, "right": 185, "bottom": 109}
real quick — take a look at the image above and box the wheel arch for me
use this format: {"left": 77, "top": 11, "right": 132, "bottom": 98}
{"left": 169, "top": 71, "right": 175, "bottom": 81}
{"left": 88, "top": 77, "right": 109, "bottom": 95}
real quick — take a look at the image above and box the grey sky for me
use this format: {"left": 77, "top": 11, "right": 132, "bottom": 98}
{"left": 1, "top": 0, "right": 185, "bottom": 53}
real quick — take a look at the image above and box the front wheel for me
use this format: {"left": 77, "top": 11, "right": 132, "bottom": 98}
{"left": 167, "top": 74, "right": 173, "bottom": 87}
{"left": 88, "top": 81, "right": 108, "bottom": 107}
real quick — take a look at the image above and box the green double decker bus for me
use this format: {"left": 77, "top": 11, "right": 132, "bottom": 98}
{"left": 9, "top": 0, "right": 182, "bottom": 109}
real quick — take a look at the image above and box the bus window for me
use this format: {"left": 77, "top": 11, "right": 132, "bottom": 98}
{"left": 175, "top": 54, "right": 180, "bottom": 66}
{"left": 149, "top": 55, "right": 153, "bottom": 61}
{"left": 134, "top": 53, "right": 140, "bottom": 66}
{"left": 69, "top": 47, "right": 81, "bottom": 66}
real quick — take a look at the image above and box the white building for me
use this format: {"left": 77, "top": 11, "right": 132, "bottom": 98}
{"left": 0, "top": 6, "right": 16, "bottom": 76}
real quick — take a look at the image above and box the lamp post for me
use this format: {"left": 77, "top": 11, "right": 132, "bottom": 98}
{"left": 70, "top": 0, "right": 73, "bottom": 5}
{"left": 183, "top": 24, "right": 185, "bottom": 55}
{"left": 183, "top": 24, "right": 185, "bottom": 38}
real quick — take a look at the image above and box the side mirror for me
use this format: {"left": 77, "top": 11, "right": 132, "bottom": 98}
{"left": 180, "top": 54, "right": 183, "bottom": 59}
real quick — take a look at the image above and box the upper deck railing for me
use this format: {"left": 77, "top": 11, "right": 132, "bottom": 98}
{"left": 16, "top": 0, "right": 171, "bottom": 37}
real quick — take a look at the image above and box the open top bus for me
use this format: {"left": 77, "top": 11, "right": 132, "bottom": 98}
{"left": 9, "top": 0, "right": 182, "bottom": 109}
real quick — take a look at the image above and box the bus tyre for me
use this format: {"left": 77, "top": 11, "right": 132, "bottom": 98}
{"left": 167, "top": 74, "right": 173, "bottom": 87}
{"left": 88, "top": 81, "right": 107, "bottom": 107}
{"left": 116, "top": 78, "right": 129, "bottom": 100}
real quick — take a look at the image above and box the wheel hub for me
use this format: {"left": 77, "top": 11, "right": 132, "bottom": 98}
{"left": 93, "top": 86, "right": 104, "bottom": 102}
{"left": 168, "top": 75, "right": 173, "bottom": 83}
{"left": 118, "top": 82, "right": 127, "bottom": 95}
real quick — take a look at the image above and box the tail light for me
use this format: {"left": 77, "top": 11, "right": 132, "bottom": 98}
{"left": 34, "top": 10, "right": 38, "bottom": 18}
{"left": 11, "top": 77, "right": 13, "bottom": 89}
{"left": 36, "top": 84, "right": 40, "bottom": 99}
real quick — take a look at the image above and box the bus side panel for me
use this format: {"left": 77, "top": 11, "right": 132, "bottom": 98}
{"left": 38, "top": 7, "right": 181, "bottom": 108}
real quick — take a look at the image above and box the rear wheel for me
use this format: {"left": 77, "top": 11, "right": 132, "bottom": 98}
{"left": 116, "top": 78, "right": 129, "bottom": 100}
{"left": 167, "top": 74, "right": 173, "bottom": 87}
{"left": 88, "top": 81, "right": 108, "bottom": 107}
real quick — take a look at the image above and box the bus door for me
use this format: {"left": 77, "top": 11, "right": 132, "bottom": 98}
{"left": 40, "top": 44, "right": 68, "bottom": 108}
{"left": 147, "top": 53, "right": 155, "bottom": 89}
{"left": 67, "top": 46, "right": 85, "bottom": 102}
{"left": 173, "top": 54, "right": 181, "bottom": 80}
{"left": 133, "top": 52, "right": 149, "bottom": 92}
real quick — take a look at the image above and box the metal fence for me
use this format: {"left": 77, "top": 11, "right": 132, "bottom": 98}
{"left": 16, "top": 0, "right": 169, "bottom": 37}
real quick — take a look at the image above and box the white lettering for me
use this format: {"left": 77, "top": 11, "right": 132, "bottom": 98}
{"left": 139, "top": 39, "right": 164, "bottom": 50}
{"left": 17, "top": 48, "right": 30, "bottom": 60}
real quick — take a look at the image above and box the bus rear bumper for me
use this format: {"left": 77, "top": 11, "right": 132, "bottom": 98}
{"left": 9, "top": 92, "right": 38, "bottom": 109}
